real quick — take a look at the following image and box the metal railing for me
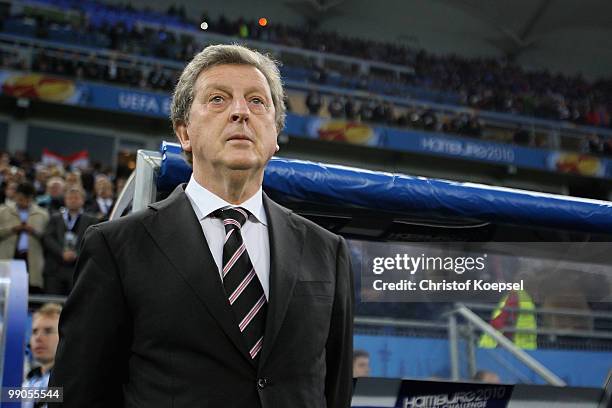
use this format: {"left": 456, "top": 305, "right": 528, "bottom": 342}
{"left": 449, "top": 304, "right": 566, "bottom": 386}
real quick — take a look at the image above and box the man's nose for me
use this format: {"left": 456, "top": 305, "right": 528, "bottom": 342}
{"left": 230, "top": 98, "right": 249, "bottom": 122}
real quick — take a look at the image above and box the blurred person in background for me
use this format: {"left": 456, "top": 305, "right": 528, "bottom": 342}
{"left": 23, "top": 303, "right": 62, "bottom": 408}
{"left": 473, "top": 370, "right": 501, "bottom": 384}
{"left": 358, "top": 99, "right": 376, "bottom": 123}
{"left": 33, "top": 166, "right": 50, "bottom": 196}
{"left": 37, "top": 177, "right": 66, "bottom": 215}
{"left": 353, "top": 349, "right": 370, "bottom": 378}
{"left": 114, "top": 177, "right": 127, "bottom": 198}
{"left": 328, "top": 94, "right": 345, "bottom": 118}
{"left": 85, "top": 175, "right": 115, "bottom": 221}
{"left": 42, "top": 186, "right": 98, "bottom": 295}
{"left": 63, "top": 171, "right": 82, "bottom": 190}
{"left": 345, "top": 96, "right": 357, "bottom": 121}
{"left": 0, "top": 182, "right": 49, "bottom": 293}
{"left": 306, "top": 90, "right": 322, "bottom": 115}
{"left": 2, "top": 181, "right": 18, "bottom": 206}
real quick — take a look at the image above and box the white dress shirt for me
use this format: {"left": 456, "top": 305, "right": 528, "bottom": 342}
{"left": 96, "top": 197, "right": 113, "bottom": 215}
{"left": 185, "top": 176, "right": 270, "bottom": 300}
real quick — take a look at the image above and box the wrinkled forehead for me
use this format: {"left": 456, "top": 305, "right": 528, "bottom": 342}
{"left": 194, "top": 64, "right": 273, "bottom": 99}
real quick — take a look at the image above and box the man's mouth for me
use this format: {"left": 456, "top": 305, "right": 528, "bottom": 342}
{"left": 227, "top": 134, "right": 252, "bottom": 142}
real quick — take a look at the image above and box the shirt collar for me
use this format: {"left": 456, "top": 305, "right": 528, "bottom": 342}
{"left": 185, "top": 175, "right": 267, "bottom": 226}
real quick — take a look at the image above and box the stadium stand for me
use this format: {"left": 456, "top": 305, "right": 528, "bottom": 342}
{"left": 2, "top": 0, "right": 612, "bottom": 163}
{"left": 0, "top": 0, "right": 611, "bottom": 400}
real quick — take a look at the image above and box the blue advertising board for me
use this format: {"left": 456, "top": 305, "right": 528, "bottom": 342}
{"left": 1, "top": 69, "right": 611, "bottom": 179}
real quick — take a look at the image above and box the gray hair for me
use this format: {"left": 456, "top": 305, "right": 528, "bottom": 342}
{"left": 170, "top": 44, "right": 286, "bottom": 163}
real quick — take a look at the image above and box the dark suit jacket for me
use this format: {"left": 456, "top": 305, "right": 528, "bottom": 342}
{"left": 49, "top": 184, "right": 354, "bottom": 408}
{"left": 84, "top": 197, "right": 115, "bottom": 221}
{"left": 42, "top": 211, "right": 99, "bottom": 274}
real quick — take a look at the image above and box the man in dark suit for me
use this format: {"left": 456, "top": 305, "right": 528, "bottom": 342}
{"left": 49, "top": 44, "right": 354, "bottom": 408}
{"left": 84, "top": 175, "right": 115, "bottom": 221}
{"left": 42, "top": 186, "right": 98, "bottom": 295}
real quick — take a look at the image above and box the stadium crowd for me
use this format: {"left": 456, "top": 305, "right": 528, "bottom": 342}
{"left": 2, "top": 0, "right": 612, "bottom": 131}
{"left": 0, "top": 150, "right": 123, "bottom": 295}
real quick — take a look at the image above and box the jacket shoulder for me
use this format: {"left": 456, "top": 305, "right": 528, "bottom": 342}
{"left": 292, "top": 210, "right": 342, "bottom": 244}
{"left": 267, "top": 197, "right": 342, "bottom": 245}
{"left": 88, "top": 207, "right": 153, "bottom": 238}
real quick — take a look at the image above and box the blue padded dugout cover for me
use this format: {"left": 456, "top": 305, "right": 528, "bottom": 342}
{"left": 157, "top": 143, "right": 612, "bottom": 233}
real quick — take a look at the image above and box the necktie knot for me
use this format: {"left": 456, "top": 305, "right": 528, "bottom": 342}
{"left": 214, "top": 207, "right": 249, "bottom": 229}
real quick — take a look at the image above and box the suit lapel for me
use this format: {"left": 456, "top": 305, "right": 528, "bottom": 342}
{"left": 143, "top": 185, "right": 256, "bottom": 367}
{"left": 56, "top": 214, "right": 65, "bottom": 239}
{"left": 259, "top": 194, "right": 305, "bottom": 367}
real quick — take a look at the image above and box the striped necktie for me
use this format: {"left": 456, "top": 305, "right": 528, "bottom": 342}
{"left": 215, "top": 207, "right": 267, "bottom": 362}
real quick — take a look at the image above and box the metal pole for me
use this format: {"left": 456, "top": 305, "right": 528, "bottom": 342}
{"left": 133, "top": 150, "right": 160, "bottom": 212}
{"left": 455, "top": 304, "right": 566, "bottom": 386}
{"left": 466, "top": 322, "right": 477, "bottom": 379}
{"left": 448, "top": 314, "right": 460, "bottom": 381}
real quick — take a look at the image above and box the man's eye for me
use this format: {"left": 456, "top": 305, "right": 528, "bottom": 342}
{"left": 250, "top": 97, "right": 264, "bottom": 105}
{"left": 209, "top": 96, "right": 224, "bottom": 104}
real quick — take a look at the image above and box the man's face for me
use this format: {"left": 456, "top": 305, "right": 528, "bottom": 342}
{"left": 31, "top": 315, "right": 60, "bottom": 366}
{"left": 95, "top": 180, "right": 113, "bottom": 198}
{"left": 36, "top": 169, "right": 49, "bottom": 183}
{"left": 4, "top": 182, "right": 17, "bottom": 199}
{"left": 480, "top": 372, "right": 501, "bottom": 384}
{"left": 64, "top": 191, "right": 84, "bottom": 211}
{"left": 353, "top": 356, "right": 370, "bottom": 377}
{"left": 48, "top": 182, "right": 64, "bottom": 198}
{"left": 14, "top": 193, "right": 31, "bottom": 210}
{"left": 175, "top": 64, "right": 279, "bottom": 175}
{"left": 65, "top": 173, "right": 79, "bottom": 186}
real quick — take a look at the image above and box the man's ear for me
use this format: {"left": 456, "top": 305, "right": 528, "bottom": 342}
{"left": 174, "top": 122, "right": 192, "bottom": 152}
{"left": 275, "top": 144, "right": 280, "bottom": 152}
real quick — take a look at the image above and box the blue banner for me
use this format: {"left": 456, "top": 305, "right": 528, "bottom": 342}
{"left": 83, "top": 83, "right": 171, "bottom": 117}
{"left": 1, "top": 69, "right": 611, "bottom": 179}
{"left": 293, "top": 115, "right": 612, "bottom": 179}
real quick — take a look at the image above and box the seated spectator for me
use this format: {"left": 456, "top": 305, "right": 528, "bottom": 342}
{"left": 305, "top": 90, "right": 322, "bottom": 115}
{"left": 395, "top": 111, "right": 409, "bottom": 127}
{"left": 327, "top": 95, "right": 345, "bottom": 119}
{"left": 23, "top": 303, "right": 61, "bottom": 408}
{"left": 407, "top": 109, "right": 423, "bottom": 128}
{"left": 0, "top": 182, "right": 49, "bottom": 293}
{"left": 465, "top": 116, "right": 483, "bottom": 138}
{"left": 421, "top": 109, "right": 438, "bottom": 131}
{"left": 37, "top": 177, "right": 65, "bottom": 214}
{"left": 586, "top": 134, "right": 603, "bottom": 154}
{"left": 353, "top": 349, "right": 370, "bottom": 378}
{"left": 359, "top": 99, "right": 376, "bottom": 123}
{"left": 43, "top": 186, "right": 98, "bottom": 295}
{"left": 345, "top": 96, "right": 357, "bottom": 120}
{"left": 382, "top": 101, "right": 395, "bottom": 125}
{"left": 372, "top": 100, "right": 386, "bottom": 123}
